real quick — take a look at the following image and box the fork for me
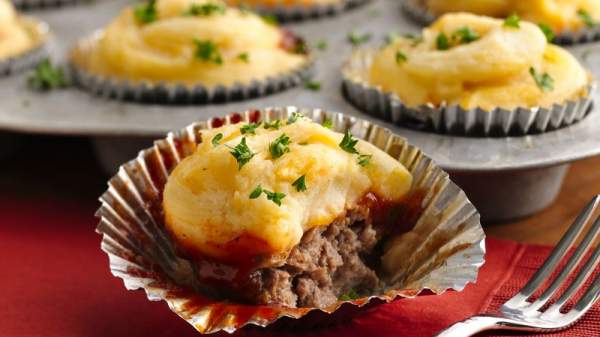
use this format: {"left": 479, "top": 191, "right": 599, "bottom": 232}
{"left": 434, "top": 195, "right": 600, "bottom": 337}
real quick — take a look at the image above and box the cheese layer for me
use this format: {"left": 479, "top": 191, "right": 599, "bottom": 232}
{"left": 369, "top": 13, "right": 589, "bottom": 110}
{"left": 72, "top": 0, "right": 307, "bottom": 87}
{"left": 425, "top": 0, "right": 600, "bottom": 33}
{"left": 0, "top": 0, "right": 37, "bottom": 59}
{"left": 163, "top": 118, "right": 413, "bottom": 263}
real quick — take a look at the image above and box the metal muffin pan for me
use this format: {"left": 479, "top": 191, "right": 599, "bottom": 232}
{"left": 1, "top": 0, "right": 600, "bottom": 223}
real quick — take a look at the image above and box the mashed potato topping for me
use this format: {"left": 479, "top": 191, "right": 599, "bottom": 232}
{"left": 163, "top": 117, "right": 412, "bottom": 264}
{"left": 425, "top": 0, "right": 600, "bottom": 34}
{"left": 71, "top": 0, "right": 308, "bottom": 87}
{"left": 0, "top": 0, "right": 41, "bottom": 59}
{"left": 368, "top": 13, "right": 589, "bottom": 110}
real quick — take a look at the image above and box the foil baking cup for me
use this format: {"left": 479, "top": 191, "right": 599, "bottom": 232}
{"left": 12, "top": 0, "right": 86, "bottom": 10}
{"left": 401, "top": 0, "right": 600, "bottom": 45}
{"left": 69, "top": 32, "right": 313, "bottom": 104}
{"left": 95, "top": 106, "right": 486, "bottom": 334}
{"left": 0, "top": 17, "right": 48, "bottom": 76}
{"left": 248, "top": 0, "right": 369, "bottom": 21}
{"left": 342, "top": 49, "right": 595, "bottom": 137}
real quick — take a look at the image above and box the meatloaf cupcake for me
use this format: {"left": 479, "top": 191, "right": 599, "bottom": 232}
{"left": 0, "top": 0, "right": 48, "bottom": 76}
{"left": 70, "top": 0, "right": 311, "bottom": 103}
{"left": 343, "top": 13, "right": 594, "bottom": 136}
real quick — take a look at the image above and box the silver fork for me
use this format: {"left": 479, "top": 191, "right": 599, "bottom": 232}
{"left": 434, "top": 195, "right": 600, "bottom": 337}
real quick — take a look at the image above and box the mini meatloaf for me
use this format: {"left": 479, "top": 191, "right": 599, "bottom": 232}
{"left": 162, "top": 116, "right": 413, "bottom": 308}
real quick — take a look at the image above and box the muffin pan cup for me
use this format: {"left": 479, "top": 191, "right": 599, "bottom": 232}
{"left": 0, "top": 17, "right": 48, "bottom": 77}
{"left": 250, "top": 0, "right": 369, "bottom": 21}
{"left": 342, "top": 49, "right": 596, "bottom": 137}
{"left": 69, "top": 32, "right": 314, "bottom": 104}
{"left": 401, "top": 0, "right": 600, "bottom": 45}
{"left": 95, "top": 106, "right": 485, "bottom": 334}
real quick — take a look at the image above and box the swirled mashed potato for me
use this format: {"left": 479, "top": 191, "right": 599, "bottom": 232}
{"left": 71, "top": 0, "right": 307, "bottom": 87}
{"left": 163, "top": 117, "right": 412, "bottom": 264}
{"left": 225, "top": 0, "right": 339, "bottom": 8}
{"left": 425, "top": 0, "right": 600, "bottom": 33}
{"left": 369, "top": 13, "right": 590, "bottom": 110}
{"left": 0, "top": 0, "right": 39, "bottom": 59}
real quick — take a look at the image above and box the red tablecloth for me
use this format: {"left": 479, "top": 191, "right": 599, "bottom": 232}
{"left": 1, "top": 195, "right": 599, "bottom": 337}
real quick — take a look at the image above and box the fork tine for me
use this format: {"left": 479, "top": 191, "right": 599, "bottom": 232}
{"left": 526, "top": 214, "right": 600, "bottom": 312}
{"left": 504, "top": 195, "right": 600, "bottom": 308}
{"left": 553, "top": 267, "right": 600, "bottom": 326}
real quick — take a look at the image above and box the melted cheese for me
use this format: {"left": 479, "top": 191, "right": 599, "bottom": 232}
{"left": 72, "top": 0, "right": 307, "bottom": 87}
{"left": 0, "top": 0, "right": 37, "bottom": 59}
{"left": 425, "top": 0, "right": 600, "bottom": 33}
{"left": 368, "top": 13, "right": 590, "bottom": 110}
{"left": 163, "top": 118, "right": 412, "bottom": 263}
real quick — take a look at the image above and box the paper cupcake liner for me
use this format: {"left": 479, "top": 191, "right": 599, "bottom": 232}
{"left": 342, "top": 49, "right": 595, "bottom": 137}
{"left": 0, "top": 17, "right": 48, "bottom": 76}
{"left": 401, "top": 0, "right": 600, "bottom": 45}
{"left": 95, "top": 106, "right": 485, "bottom": 334}
{"left": 69, "top": 33, "right": 313, "bottom": 104}
{"left": 248, "top": 0, "right": 369, "bottom": 21}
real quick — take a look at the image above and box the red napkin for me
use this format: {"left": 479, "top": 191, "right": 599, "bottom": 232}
{"left": 1, "top": 195, "right": 599, "bottom": 337}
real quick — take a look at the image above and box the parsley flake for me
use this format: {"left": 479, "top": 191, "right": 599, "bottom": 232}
{"left": 228, "top": 137, "right": 255, "bottom": 169}
{"left": 436, "top": 32, "right": 449, "bottom": 50}
{"left": 529, "top": 67, "right": 554, "bottom": 92}
{"left": 538, "top": 23, "right": 555, "bottom": 42}
{"left": 183, "top": 2, "right": 225, "bottom": 16}
{"left": 316, "top": 39, "right": 328, "bottom": 50}
{"left": 211, "top": 133, "right": 223, "bottom": 146}
{"left": 504, "top": 13, "right": 520, "bottom": 28}
{"left": 287, "top": 112, "right": 303, "bottom": 124}
{"left": 194, "top": 39, "right": 223, "bottom": 64}
{"left": 240, "top": 122, "right": 260, "bottom": 135}
{"left": 385, "top": 32, "right": 399, "bottom": 44}
{"left": 339, "top": 288, "right": 360, "bottom": 301}
{"left": 269, "top": 133, "right": 291, "bottom": 159}
{"left": 404, "top": 33, "right": 424, "bottom": 46}
{"left": 452, "top": 26, "right": 480, "bottom": 44}
{"left": 577, "top": 9, "right": 595, "bottom": 28}
{"left": 357, "top": 154, "right": 372, "bottom": 167}
{"left": 27, "top": 58, "right": 69, "bottom": 91}
{"left": 395, "top": 50, "right": 407, "bottom": 64}
{"left": 292, "top": 175, "right": 307, "bottom": 192}
{"left": 339, "top": 130, "right": 359, "bottom": 154}
{"left": 264, "top": 190, "right": 286, "bottom": 206}
{"left": 322, "top": 118, "right": 333, "bottom": 129}
{"left": 263, "top": 120, "right": 282, "bottom": 130}
{"left": 134, "top": 0, "right": 157, "bottom": 24}
{"left": 348, "top": 32, "right": 371, "bottom": 46}
{"left": 262, "top": 14, "right": 278, "bottom": 26}
{"left": 249, "top": 185, "right": 263, "bottom": 199}
{"left": 237, "top": 52, "right": 250, "bottom": 63}
{"left": 304, "top": 80, "right": 321, "bottom": 91}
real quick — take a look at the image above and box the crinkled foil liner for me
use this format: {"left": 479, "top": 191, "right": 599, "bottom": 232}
{"left": 12, "top": 0, "right": 87, "bottom": 10}
{"left": 0, "top": 17, "right": 48, "bottom": 76}
{"left": 401, "top": 0, "right": 600, "bottom": 45}
{"left": 343, "top": 49, "right": 595, "bottom": 137}
{"left": 69, "top": 33, "right": 314, "bottom": 104}
{"left": 248, "top": 0, "right": 369, "bottom": 21}
{"left": 95, "top": 106, "right": 485, "bottom": 334}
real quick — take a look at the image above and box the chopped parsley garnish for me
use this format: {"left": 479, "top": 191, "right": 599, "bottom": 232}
{"left": 134, "top": 0, "right": 157, "bottom": 24}
{"left": 348, "top": 32, "right": 371, "bottom": 46}
{"left": 263, "top": 120, "right": 282, "bottom": 130}
{"left": 304, "top": 80, "right": 321, "bottom": 91}
{"left": 27, "top": 58, "right": 69, "bottom": 91}
{"left": 287, "top": 112, "right": 303, "bottom": 124}
{"left": 240, "top": 122, "right": 260, "bottom": 135}
{"left": 293, "top": 41, "right": 309, "bottom": 55}
{"left": 577, "top": 9, "right": 595, "bottom": 28}
{"left": 211, "top": 133, "right": 223, "bottom": 146}
{"left": 339, "top": 288, "right": 360, "bottom": 301}
{"left": 504, "top": 13, "right": 520, "bottom": 28}
{"left": 385, "top": 32, "right": 399, "bottom": 44}
{"left": 264, "top": 190, "right": 286, "bottom": 206}
{"left": 183, "top": 2, "right": 225, "bottom": 16}
{"left": 395, "top": 50, "right": 407, "bottom": 64}
{"left": 452, "top": 26, "right": 480, "bottom": 44}
{"left": 316, "top": 39, "right": 328, "bottom": 50}
{"left": 262, "top": 14, "right": 278, "bottom": 26}
{"left": 529, "top": 67, "right": 554, "bottom": 92}
{"left": 404, "top": 33, "right": 424, "bottom": 46}
{"left": 269, "top": 133, "right": 291, "bottom": 159}
{"left": 322, "top": 118, "right": 333, "bottom": 129}
{"left": 436, "top": 32, "right": 449, "bottom": 50}
{"left": 339, "top": 130, "right": 359, "bottom": 154}
{"left": 292, "top": 175, "right": 307, "bottom": 192}
{"left": 237, "top": 52, "right": 250, "bottom": 63}
{"left": 249, "top": 185, "right": 263, "bottom": 199}
{"left": 227, "top": 137, "right": 255, "bottom": 169}
{"left": 538, "top": 23, "right": 555, "bottom": 42}
{"left": 357, "top": 154, "right": 372, "bottom": 167}
{"left": 193, "top": 39, "right": 223, "bottom": 64}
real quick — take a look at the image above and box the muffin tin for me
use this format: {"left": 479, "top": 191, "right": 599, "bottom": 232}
{"left": 1, "top": 0, "right": 600, "bottom": 222}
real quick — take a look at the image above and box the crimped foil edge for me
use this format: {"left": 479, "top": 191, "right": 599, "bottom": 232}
{"left": 342, "top": 49, "right": 596, "bottom": 137}
{"left": 401, "top": 0, "right": 600, "bottom": 45}
{"left": 0, "top": 17, "right": 48, "bottom": 77}
{"left": 249, "top": 0, "right": 369, "bottom": 21}
{"left": 95, "top": 106, "right": 486, "bottom": 334}
{"left": 69, "top": 33, "right": 314, "bottom": 104}
{"left": 12, "top": 0, "right": 85, "bottom": 10}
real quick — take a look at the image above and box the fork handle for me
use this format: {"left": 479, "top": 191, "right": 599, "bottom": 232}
{"left": 433, "top": 315, "right": 504, "bottom": 337}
